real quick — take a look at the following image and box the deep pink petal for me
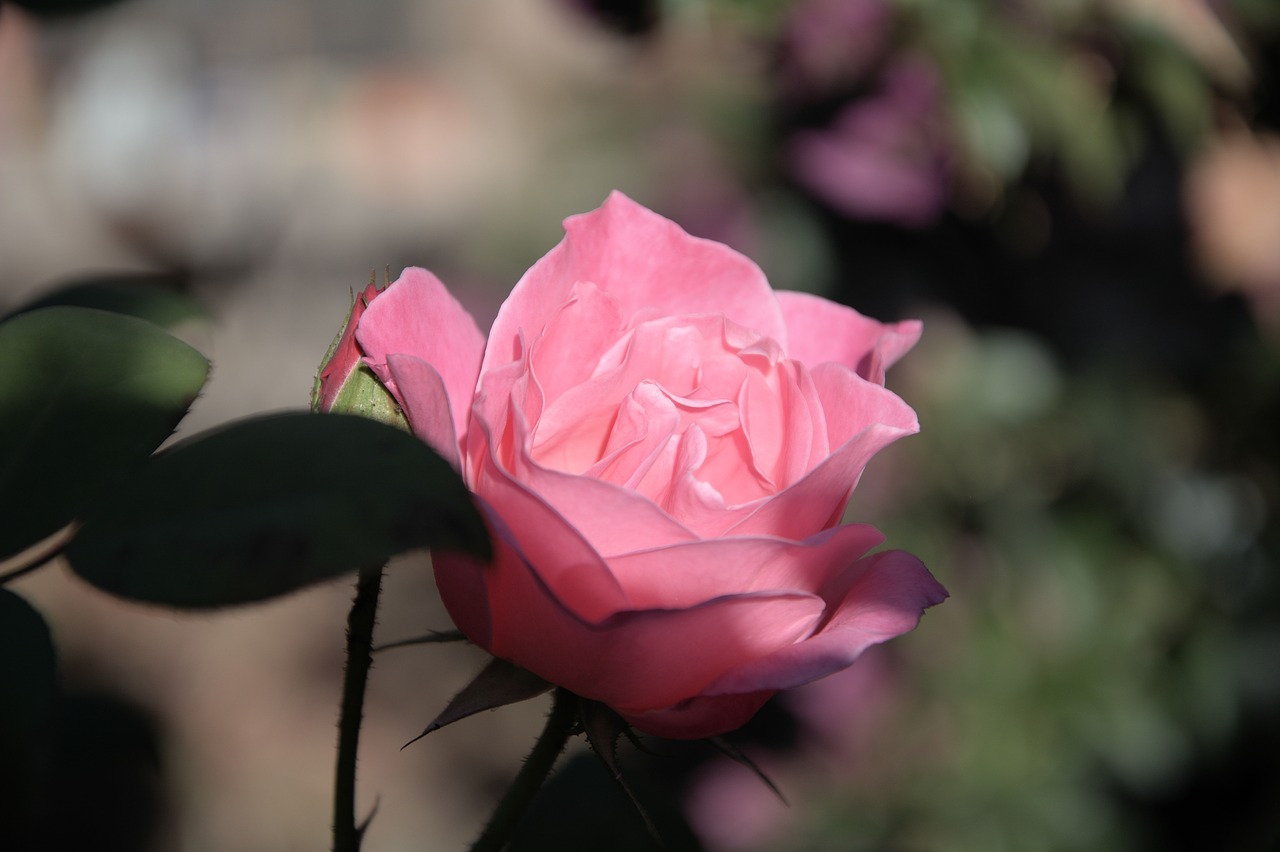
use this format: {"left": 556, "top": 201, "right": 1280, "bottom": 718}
{"left": 702, "top": 550, "right": 947, "bottom": 696}
{"left": 356, "top": 267, "right": 486, "bottom": 444}
{"left": 382, "top": 354, "right": 460, "bottom": 467}
{"left": 482, "top": 192, "right": 787, "bottom": 379}
{"left": 776, "top": 290, "right": 921, "bottom": 382}
{"left": 617, "top": 691, "right": 775, "bottom": 740}
{"left": 607, "top": 524, "right": 885, "bottom": 609}
{"left": 478, "top": 540, "right": 826, "bottom": 712}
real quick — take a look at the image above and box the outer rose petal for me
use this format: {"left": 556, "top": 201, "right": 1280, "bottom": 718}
{"left": 606, "top": 524, "right": 884, "bottom": 609}
{"left": 356, "top": 267, "right": 486, "bottom": 448}
{"left": 702, "top": 550, "right": 948, "bottom": 696}
{"left": 481, "top": 192, "right": 788, "bottom": 379}
{"left": 776, "top": 289, "right": 921, "bottom": 382}
{"left": 617, "top": 691, "right": 775, "bottom": 740}
{"left": 613, "top": 552, "right": 945, "bottom": 739}
{"left": 435, "top": 530, "right": 827, "bottom": 715}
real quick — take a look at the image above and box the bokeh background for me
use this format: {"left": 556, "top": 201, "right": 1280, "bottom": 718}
{"left": 2, "top": 0, "right": 1279, "bottom": 850}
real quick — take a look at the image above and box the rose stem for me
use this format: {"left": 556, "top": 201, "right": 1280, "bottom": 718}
{"left": 467, "top": 687, "right": 578, "bottom": 852}
{"left": 333, "top": 562, "right": 384, "bottom": 852}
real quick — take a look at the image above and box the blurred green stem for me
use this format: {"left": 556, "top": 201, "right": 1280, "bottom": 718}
{"left": 468, "top": 688, "right": 577, "bottom": 852}
{"left": 333, "top": 562, "right": 384, "bottom": 852}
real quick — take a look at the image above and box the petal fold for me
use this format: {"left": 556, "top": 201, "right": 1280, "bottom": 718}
{"left": 776, "top": 290, "right": 920, "bottom": 381}
{"left": 702, "top": 550, "right": 947, "bottom": 696}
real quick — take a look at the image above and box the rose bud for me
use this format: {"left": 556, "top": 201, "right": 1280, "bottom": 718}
{"left": 312, "top": 279, "right": 407, "bottom": 429}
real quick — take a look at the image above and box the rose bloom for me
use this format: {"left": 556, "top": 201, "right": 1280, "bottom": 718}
{"left": 335, "top": 192, "right": 946, "bottom": 739}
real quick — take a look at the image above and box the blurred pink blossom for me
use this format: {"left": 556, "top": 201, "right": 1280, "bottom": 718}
{"left": 787, "top": 59, "right": 951, "bottom": 227}
{"left": 780, "top": 0, "right": 895, "bottom": 95}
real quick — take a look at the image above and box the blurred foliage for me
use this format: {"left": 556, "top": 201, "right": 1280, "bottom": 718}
{"left": 814, "top": 324, "right": 1280, "bottom": 851}
{"left": 0, "top": 306, "right": 210, "bottom": 558}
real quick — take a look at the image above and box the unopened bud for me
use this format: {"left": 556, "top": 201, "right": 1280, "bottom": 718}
{"left": 312, "top": 279, "right": 407, "bottom": 430}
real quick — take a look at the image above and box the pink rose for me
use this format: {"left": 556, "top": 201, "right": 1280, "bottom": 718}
{"left": 354, "top": 192, "right": 946, "bottom": 739}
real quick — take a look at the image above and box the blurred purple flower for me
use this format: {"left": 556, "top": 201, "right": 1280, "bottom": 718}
{"left": 786, "top": 58, "right": 951, "bottom": 227}
{"left": 779, "top": 0, "right": 895, "bottom": 95}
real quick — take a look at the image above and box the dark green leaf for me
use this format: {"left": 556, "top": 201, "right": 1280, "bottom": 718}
{"left": 66, "top": 412, "right": 491, "bottom": 609}
{"left": 4, "top": 272, "right": 205, "bottom": 330}
{"left": 0, "top": 306, "right": 210, "bottom": 559}
{"left": 407, "top": 657, "right": 550, "bottom": 746}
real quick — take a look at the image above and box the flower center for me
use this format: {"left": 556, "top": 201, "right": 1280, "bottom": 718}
{"left": 530, "top": 313, "right": 812, "bottom": 515}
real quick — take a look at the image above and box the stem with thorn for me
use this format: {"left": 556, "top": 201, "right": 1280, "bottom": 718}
{"left": 467, "top": 688, "right": 578, "bottom": 852}
{"left": 333, "top": 562, "right": 384, "bottom": 852}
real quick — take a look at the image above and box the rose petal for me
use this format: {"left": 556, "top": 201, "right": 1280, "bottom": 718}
{"left": 382, "top": 354, "right": 460, "bottom": 468}
{"left": 727, "top": 422, "right": 910, "bottom": 540}
{"left": 529, "top": 280, "right": 626, "bottom": 405}
{"left": 617, "top": 691, "right": 775, "bottom": 740}
{"left": 607, "top": 523, "right": 885, "bottom": 609}
{"left": 482, "top": 192, "right": 788, "bottom": 380}
{"left": 479, "top": 337, "right": 702, "bottom": 555}
{"left": 468, "top": 525, "right": 827, "bottom": 711}
{"left": 809, "top": 361, "right": 918, "bottom": 448}
{"left": 776, "top": 290, "right": 921, "bottom": 382}
{"left": 702, "top": 550, "right": 947, "bottom": 696}
{"left": 357, "top": 267, "right": 486, "bottom": 444}
{"left": 725, "top": 369, "right": 918, "bottom": 540}
{"left": 470, "top": 407, "right": 632, "bottom": 622}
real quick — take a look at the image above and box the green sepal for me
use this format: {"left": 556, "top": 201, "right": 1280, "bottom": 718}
{"left": 325, "top": 363, "right": 408, "bottom": 430}
{"left": 406, "top": 657, "right": 551, "bottom": 746}
{"left": 580, "top": 699, "right": 662, "bottom": 843}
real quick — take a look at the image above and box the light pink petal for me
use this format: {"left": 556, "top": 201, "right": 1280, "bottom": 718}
{"left": 482, "top": 192, "right": 787, "bottom": 378}
{"left": 381, "top": 354, "right": 461, "bottom": 468}
{"left": 356, "top": 267, "right": 486, "bottom": 444}
{"left": 703, "top": 550, "right": 947, "bottom": 695}
{"left": 727, "top": 367, "right": 918, "bottom": 540}
{"left": 607, "top": 523, "right": 885, "bottom": 609}
{"left": 509, "top": 453, "right": 703, "bottom": 557}
{"left": 529, "top": 280, "right": 626, "bottom": 404}
{"left": 776, "top": 290, "right": 921, "bottom": 382}
{"left": 477, "top": 339, "right": 702, "bottom": 555}
{"left": 809, "top": 361, "right": 918, "bottom": 448}
{"left": 678, "top": 379, "right": 915, "bottom": 540}
{"left": 586, "top": 384, "right": 683, "bottom": 487}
